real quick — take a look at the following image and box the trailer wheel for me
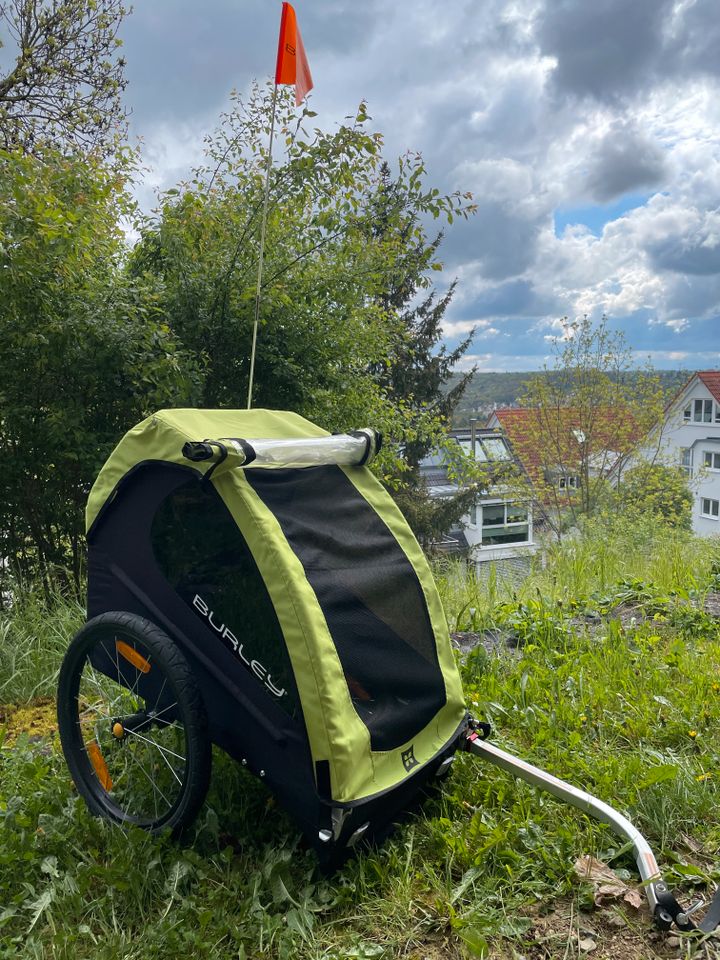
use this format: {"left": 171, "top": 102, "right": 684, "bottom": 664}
{"left": 58, "top": 612, "right": 211, "bottom": 836}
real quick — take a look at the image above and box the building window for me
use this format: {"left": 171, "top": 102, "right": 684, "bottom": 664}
{"left": 680, "top": 448, "right": 692, "bottom": 475}
{"left": 703, "top": 451, "right": 720, "bottom": 471}
{"left": 459, "top": 436, "right": 511, "bottom": 462}
{"left": 701, "top": 498, "right": 720, "bottom": 519}
{"left": 693, "top": 398, "right": 713, "bottom": 423}
{"left": 469, "top": 502, "right": 478, "bottom": 527}
{"left": 481, "top": 437, "right": 511, "bottom": 461}
{"left": 558, "top": 475, "right": 579, "bottom": 491}
{"left": 480, "top": 502, "right": 530, "bottom": 546}
{"left": 683, "top": 405, "right": 691, "bottom": 422}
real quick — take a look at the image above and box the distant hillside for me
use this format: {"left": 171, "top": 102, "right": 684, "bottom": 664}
{"left": 449, "top": 369, "right": 688, "bottom": 428}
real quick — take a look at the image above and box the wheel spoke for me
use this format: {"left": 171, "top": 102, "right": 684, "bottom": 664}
{"left": 59, "top": 618, "right": 208, "bottom": 834}
{"left": 124, "top": 728, "right": 186, "bottom": 764}
{"left": 149, "top": 700, "right": 179, "bottom": 723}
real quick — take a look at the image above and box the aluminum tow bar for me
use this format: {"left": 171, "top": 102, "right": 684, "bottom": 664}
{"left": 464, "top": 730, "right": 718, "bottom": 934}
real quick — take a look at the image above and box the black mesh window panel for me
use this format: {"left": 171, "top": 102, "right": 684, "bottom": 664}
{"left": 151, "top": 478, "right": 302, "bottom": 719}
{"left": 247, "top": 466, "right": 446, "bottom": 751}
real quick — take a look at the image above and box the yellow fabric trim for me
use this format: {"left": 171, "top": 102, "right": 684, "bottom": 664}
{"left": 86, "top": 408, "right": 326, "bottom": 532}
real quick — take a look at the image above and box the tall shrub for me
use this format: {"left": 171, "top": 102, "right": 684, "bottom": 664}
{"left": 0, "top": 149, "right": 198, "bottom": 592}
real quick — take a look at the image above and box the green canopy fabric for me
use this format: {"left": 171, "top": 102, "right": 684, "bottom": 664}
{"left": 87, "top": 409, "right": 466, "bottom": 803}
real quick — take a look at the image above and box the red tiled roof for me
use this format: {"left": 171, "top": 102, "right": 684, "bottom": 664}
{"left": 698, "top": 371, "right": 720, "bottom": 403}
{"left": 488, "top": 405, "right": 642, "bottom": 487}
{"left": 663, "top": 370, "right": 720, "bottom": 415}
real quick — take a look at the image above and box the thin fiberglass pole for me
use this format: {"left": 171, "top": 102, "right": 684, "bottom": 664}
{"left": 247, "top": 81, "right": 279, "bottom": 409}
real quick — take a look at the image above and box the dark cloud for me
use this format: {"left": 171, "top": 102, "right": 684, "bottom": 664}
{"left": 664, "top": 274, "right": 720, "bottom": 319}
{"left": 584, "top": 121, "right": 666, "bottom": 203}
{"left": 537, "top": 0, "right": 720, "bottom": 104}
{"left": 119, "top": 0, "right": 379, "bottom": 126}
{"left": 536, "top": 0, "right": 674, "bottom": 102}
{"left": 451, "top": 280, "right": 560, "bottom": 320}
{"left": 668, "top": 0, "right": 720, "bottom": 80}
{"left": 442, "top": 201, "right": 544, "bottom": 280}
{"left": 647, "top": 235, "right": 720, "bottom": 276}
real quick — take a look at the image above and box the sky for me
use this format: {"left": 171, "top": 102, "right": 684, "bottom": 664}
{"left": 115, "top": 0, "right": 720, "bottom": 372}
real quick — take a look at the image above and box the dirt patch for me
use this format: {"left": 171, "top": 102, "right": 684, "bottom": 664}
{"left": 393, "top": 901, "right": 718, "bottom": 959}
{"left": 703, "top": 593, "right": 720, "bottom": 619}
{"left": 501, "top": 900, "right": 718, "bottom": 960}
{"left": 0, "top": 697, "right": 57, "bottom": 744}
{"left": 451, "top": 630, "right": 519, "bottom": 656}
{"left": 605, "top": 603, "right": 650, "bottom": 630}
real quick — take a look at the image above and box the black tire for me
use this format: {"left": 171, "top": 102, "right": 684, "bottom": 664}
{"left": 57, "top": 611, "right": 211, "bottom": 835}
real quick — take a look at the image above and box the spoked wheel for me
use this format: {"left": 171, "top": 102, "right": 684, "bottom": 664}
{"left": 57, "top": 612, "right": 211, "bottom": 835}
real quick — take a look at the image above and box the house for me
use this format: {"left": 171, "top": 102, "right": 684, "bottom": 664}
{"left": 641, "top": 371, "right": 720, "bottom": 536}
{"left": 486, "top": 406, "right": 639, "bottom": 502}
{"left": 419, "top": 426, "right": 536, "bottom": 570}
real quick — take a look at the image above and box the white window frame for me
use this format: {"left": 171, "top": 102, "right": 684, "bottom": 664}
{"left": 479, "top": 501, "right": 532, "bottom": 547}
{"left": 468, "top": 502, "right": 478, "bottom": 528}
{"left": 703, "top": 451, "right": 720, "bottom": 472}
{"left": 558, "top": 474, "right": 579, "bottom": 491}
{"left": 693, "top": 398, "right": 713, "bottom": 423}
{"left": 701, "top": 497, "right": 720, "bottom": 520}
{"left": 680, "top": 447, "right": 692, "bottom": 475}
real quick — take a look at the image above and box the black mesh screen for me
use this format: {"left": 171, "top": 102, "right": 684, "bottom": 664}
{"left": 151, "top": 478, "right": 301, "bottom": 718}
{"left": 247, "top": 466, "right": 446, "bottom": 750}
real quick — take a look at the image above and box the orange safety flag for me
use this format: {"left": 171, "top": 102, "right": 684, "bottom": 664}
{"left": 275, "top": 2, "right": 313, "bottom": 106}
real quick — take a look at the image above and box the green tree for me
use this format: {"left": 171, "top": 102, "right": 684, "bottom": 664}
{"left": 0, "top": 0, "right": 128, "bottom": 154}
{"left": 619, "top": 463, "right": 693, "bottom": 530}
{"left": 130, "top": 84, "right": 474, "bottom": 470}
{"left": 514, "top": 316, "right": 665, "bottom": 536}
{"left": 363, "top": 163, "right": 477, "bottom": 545}
{"left": 0, "top": 148, "right": 197, "bottom": 593}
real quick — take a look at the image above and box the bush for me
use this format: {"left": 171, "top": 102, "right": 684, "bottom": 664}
{"left": 619, "top": 462, "right": 693, "bottom": 530}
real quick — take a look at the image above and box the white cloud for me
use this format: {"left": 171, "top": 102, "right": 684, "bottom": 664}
{"left": 116, "top": 0, "right": 720, "bottom": 369}
{"left": 649, "top": 317, "right": 690, "bottom": 332}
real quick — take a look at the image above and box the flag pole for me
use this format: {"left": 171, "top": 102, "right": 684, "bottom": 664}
{"left": 247, "top": 81, "right": 279, "bottom": 410}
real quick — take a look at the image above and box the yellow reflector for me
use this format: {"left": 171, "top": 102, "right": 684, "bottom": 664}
{"left": 116, "top": 640, "right": 151, "bottom": 674}
{"left": 112, "top": 722, "right": 125, "bottom": 739}
{"left": 87, "top": 741, "right": 113, "bottom": 791}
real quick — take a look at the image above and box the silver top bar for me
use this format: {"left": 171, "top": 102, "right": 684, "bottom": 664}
{"left": 223, "top": 430, "right": 379, "bottom": 469}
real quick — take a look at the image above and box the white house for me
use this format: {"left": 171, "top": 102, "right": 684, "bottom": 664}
{"left": 420, "top": 427, "right": 537, "bottom": 571}
{"left": 645, "top": 371, "right": 720, "bottom": 536}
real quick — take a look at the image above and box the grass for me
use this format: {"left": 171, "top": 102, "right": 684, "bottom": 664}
{"left": 0, "top": 589, "right": 83, "bottom": 703}
{"left": 435, "top": 513, "right": 720, "bottom": 632}
{"left": 1, "top": 521, "right": 720, "bottom": 958}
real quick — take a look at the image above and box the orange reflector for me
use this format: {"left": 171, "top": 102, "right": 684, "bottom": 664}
{"left": 116, "top": 640, "right": 151, "bottom": 674}
{"left": 87, "top": 741, "right": 113, "bottom": 791}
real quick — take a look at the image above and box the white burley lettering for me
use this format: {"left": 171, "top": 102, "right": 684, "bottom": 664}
{"left": 265, "top": 676, "right": 286, "bottom": 698}
{"left": 192, "top": 594, "right": 286, "bottom": 699}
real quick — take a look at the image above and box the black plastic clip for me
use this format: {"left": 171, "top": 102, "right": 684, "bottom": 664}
{"left": 466, "top": 717, "right": 492, "bottom": 741}
{"left": 181, "top": 441, "right": 215, "bottom": 462}
{"left": 654, "top": 880, "right": 720, "bottom": 934}
{"left": 181, "top": 440, "right": 229, "bottom": 485}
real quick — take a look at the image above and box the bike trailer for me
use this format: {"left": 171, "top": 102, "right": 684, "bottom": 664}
{"left": 57, "top": 408, "right": 720, "bottom": 934}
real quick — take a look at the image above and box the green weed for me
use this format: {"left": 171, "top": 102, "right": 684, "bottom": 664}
{"left": 2, "top": 525, "right": 720, "bottom": 958}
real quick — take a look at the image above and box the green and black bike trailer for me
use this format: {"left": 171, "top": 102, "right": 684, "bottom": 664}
{"left": 57, "top": 408, "right": 720, "bottom": 933}
{"left": 59, "top": 408, "right": 467, "bottom": 862}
